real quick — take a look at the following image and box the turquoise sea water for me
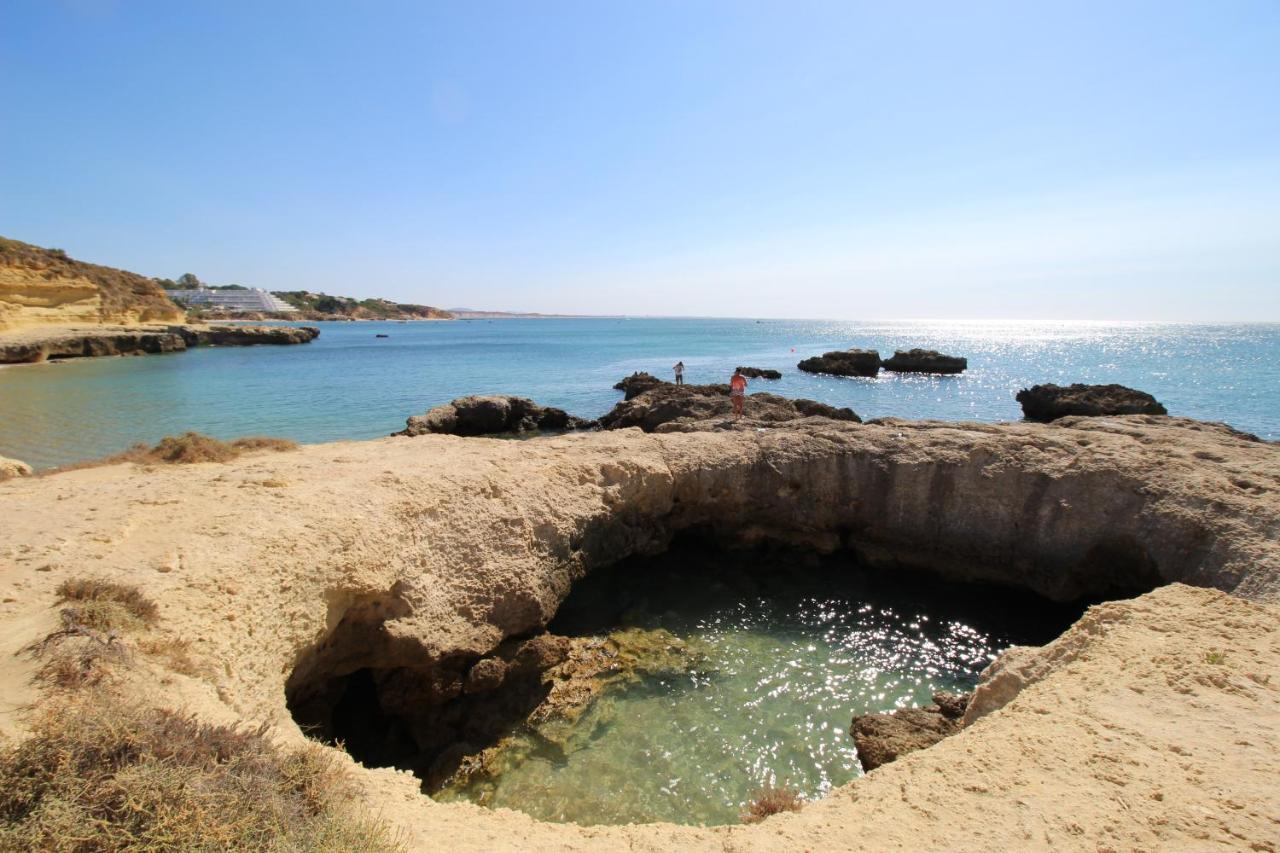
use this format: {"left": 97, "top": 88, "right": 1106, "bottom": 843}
{"left": 437, "top": 546, "right": 1082, "bottom": 825}
{"left": 1, "top": 318, "right": 1276, "bottom": 469}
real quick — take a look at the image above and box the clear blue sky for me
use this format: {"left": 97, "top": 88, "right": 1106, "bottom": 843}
{"left": 3, "top": 1, "right": 1278, "bottom": 320}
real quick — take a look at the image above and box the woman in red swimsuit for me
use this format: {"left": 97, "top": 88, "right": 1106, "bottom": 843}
{"left": 729, "top": 368, "right": 747, "bottom": 418}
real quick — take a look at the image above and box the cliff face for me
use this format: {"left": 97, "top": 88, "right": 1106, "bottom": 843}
{"left": 0, "top": 416, "right": 1276, "bottom": 850}
{"left": 0, "top": 237, "right": 183, "bottom": 331}
{"left": 0, "top": 416, "right": 1277, "bottom": 849}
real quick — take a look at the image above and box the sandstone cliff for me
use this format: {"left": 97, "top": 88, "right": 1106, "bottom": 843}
{"left": 0, "top": 237, "right": 183, "bottom": 331}
{"left": 0, "top": 416, "right": 1277, "bottom": 850}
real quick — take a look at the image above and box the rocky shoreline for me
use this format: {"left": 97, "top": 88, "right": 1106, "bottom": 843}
{"left": 1, "top": 414, "right": 1276, "bottom": 849}
{"left": 0, "top": 322, "right": 319, "bottom": 364}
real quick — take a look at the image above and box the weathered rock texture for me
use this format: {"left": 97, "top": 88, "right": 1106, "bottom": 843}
{"left": 851, "top": 690, "right": 969, "bottom": 770}
{"left": 881, "top": 349, "right": 967, "bottom": 374}
{"left": 0, "top": 455, "right": 32, "bottom": 481}
{"left": 613, "top": 372, "right": 665, "bottom": 400}
{"left": 397, "top": 395, "right": 589, "bottom": 437}
{"left": 1017, "top": 383, "right": 1169, "bottom": 421}
{"left": 0, "top": 236, "right": 182, "bottom": 330}
{"left": 1, "top": 416, "right": 1278, "bottom": 850}
{"left": 0, "top": 323, "right": 319, "bottom": 364}
{"left": 598, "top": 383, "right": 860, "bottom": 432}
{"left": 797, "top": 348, "right": 881, "bottom": 377}
{"left": 736, "top": 366, "right": 782, "bottom": 379}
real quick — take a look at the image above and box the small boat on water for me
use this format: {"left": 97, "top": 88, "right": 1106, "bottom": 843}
{"left": 375, "top": 333, "right": 389, "bottom": 338}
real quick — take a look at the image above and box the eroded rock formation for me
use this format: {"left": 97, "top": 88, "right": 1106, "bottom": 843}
{"left": 613, "top": 372, "right": 665, "bottom": 400}
{"left": 736, "top": 366, "right": 782, "bottom": 379}
{"left": 598, "top": 383, "right": 860, "bottom": 432}
{"left": 1, "top": 416, "right": 1278, "bottom": 849}
{"left": 1016, "top": 383, "right": 1168, "bottom": 421}
{"left": 881, "top": 349, "right": 967, "bottom": 374}
{"left": 797, "top": 348, "right": 881, "bottom": 377}
{"left": 397, "top": 395, "right": 590, "bottom": 437}
{"left": 851, "top": 690, "right": 970, "bottom": 771}
{"left": 0, "top": 323, "right": 320, "bottom": 364}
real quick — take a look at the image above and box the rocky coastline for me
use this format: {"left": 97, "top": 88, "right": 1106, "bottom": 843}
{"left": 0, "top": 322, "right": 320, "bottom": 364}
{"left": 1, "top": 413, "right": 1277, "bottom": 849}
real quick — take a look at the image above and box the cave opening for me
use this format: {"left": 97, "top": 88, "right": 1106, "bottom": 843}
{"left": 286, "top": 532, "right": 1135, "bottom": 826}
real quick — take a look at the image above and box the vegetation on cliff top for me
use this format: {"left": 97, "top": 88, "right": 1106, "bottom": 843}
{"left": 45, "top": 432, "right": 297, "bottom": 473}
{"left": 4, "top": 575, "right": 399, "bottom": 850}
{"left": 271, "top": 290, "right": 453, "bottom": 320}
{"left": 0, "top": 236, "right": 183, "bottom": 325}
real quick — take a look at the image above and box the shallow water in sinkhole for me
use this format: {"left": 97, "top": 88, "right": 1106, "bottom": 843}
{"left": 435, "top": 547, "right": 1082, "bottom": 826}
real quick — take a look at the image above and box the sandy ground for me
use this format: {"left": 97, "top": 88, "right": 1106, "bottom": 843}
{"left": 0, "top": 418, "right": 1277, "bottom": 849}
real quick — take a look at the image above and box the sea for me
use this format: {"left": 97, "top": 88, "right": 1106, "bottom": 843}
{"left": 1, "top": 318, "right": 1276, "bottom": 470}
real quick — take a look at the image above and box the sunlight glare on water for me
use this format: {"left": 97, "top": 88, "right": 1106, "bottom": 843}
{"left": 437, "top": 551, "right": 1076, "bottom": 826}
{"left": 1, "top": 318, "right": 1277, "bottom": 469}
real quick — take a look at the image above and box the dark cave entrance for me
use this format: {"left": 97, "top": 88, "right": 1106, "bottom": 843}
{"left": 284, "top": 532, "right": 1121, "bottom": 821}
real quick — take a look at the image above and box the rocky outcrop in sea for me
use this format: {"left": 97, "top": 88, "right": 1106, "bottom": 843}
{"left": 881, "top": 349, "right": 967, "bottom": 374}
{"left": 397, "top": 395, "right": 590, "bottom": 437}
{"left": 613, "top": 371, "right": 664, "bottom": 400}
{"left": 736, "top": 366, "right": 782, "bottom": 379}
{"left": 1016, "top": 383, "right": 1168, "bottom": 421}
{"left": 797, "top": 348, "right": 882, "bottom": 377}
{"left": 598, "top": 383, "right": 860, "bottom": 432}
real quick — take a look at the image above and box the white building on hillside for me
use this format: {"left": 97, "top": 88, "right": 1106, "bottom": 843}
{"left": 168, "top": 287, "right": 297, "bottom": 313}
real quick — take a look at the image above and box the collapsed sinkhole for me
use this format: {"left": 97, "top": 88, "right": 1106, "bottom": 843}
{"left": 284, "top": 531, "right": 1142, "bottom": 825}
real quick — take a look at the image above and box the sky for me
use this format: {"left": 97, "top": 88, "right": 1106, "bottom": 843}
{"left": 2, "top": 1, "right": 1278, "bottom": 320}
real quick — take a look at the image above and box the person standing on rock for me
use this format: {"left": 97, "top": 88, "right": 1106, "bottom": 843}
{"left": 730, "top": 367, "right": 748, "bottom": 418}
{"left": 673, "top": 361, "right": 685, "bottom": 385}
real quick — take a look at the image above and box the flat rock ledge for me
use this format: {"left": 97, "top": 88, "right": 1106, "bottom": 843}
{"left": 1017, "top": 383, "right": 1169, "bottom": 421}
{"left": 0, "top": 323, "right": 320, "bottom": 364}
{"left": 397, "top": 395, "right": 590, "bottom": 437}
{"left": 1, "top": 416, "right": 1278, "bottom": 850}
{"left": 881, "top": 349, "right": 967, "bottom": 374}
{"left": 797, "top": 348, "right": 882, "bottom": 377}
{"left": 851, "top": 690, "right": 970, "bottom": 771}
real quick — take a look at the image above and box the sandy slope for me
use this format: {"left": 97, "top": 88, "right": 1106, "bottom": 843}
{"left": 0, "top": 416, "right": 1277, "bottom": 849}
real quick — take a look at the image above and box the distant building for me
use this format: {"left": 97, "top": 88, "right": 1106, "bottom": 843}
{"left": 167, "top": 287, "right": 297, "bottom": 313}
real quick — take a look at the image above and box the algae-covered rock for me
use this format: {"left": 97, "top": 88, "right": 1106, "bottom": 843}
{"left": 438, "top": 627, "right": 711, "bottom": 795}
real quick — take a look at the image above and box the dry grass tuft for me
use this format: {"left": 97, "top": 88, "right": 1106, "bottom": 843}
{"left": 137, "top": 636, "right": 206, "bottom": 677}
{"left": 228, "top": 436, "right": 299, "bottom": 453}
{"left": 32, "top": 635, "right": 126, "bottom": 689}
{"left": 0, "top": 693, "right": 399, "bottom": 850}
{"left": 55, "top": 577, "right": 158, "bottom": 631}
{"left": 741, "top": 784, "right": 804, "bottom": 824}
{"left": 43, "top": 432, "right": 298, "bottom": 474}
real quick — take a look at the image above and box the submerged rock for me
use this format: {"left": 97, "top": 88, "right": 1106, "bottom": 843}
{"left": 797, "top": 348, "right": 881, "bottom": 377}
{"left": 851, "top": 690, "right": 972, "bottom": 771}
{"left": 736, "top": 366, "right": 782, "bottom": 379}
{"left": 614, "top": 371, "right": 665, "bottom": 400}
{"left": 397, "top": 395, "right": 590, "bottom": 437}
{"left": 598, "top": 384, "right": 860, "bottom": 432}
{"left": 0, "top": 455, "right": 33, "bottom": 480}
{"left": 436, "top": 627, "right": 710, "bottom": 794}
{"left": 881, "top": 349, "right": 967, "bottom": 374}
{"left": 1016, "top": 383, "right": 1168, "bottom": 422}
